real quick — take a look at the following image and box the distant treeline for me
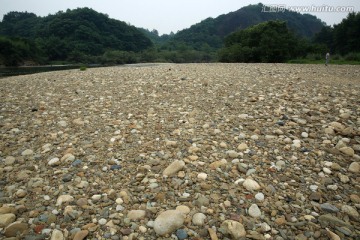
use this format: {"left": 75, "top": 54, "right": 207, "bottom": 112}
{"left": 219, "top": 12, "right": 360, "bottom": 63}
{"left": 0, "top": 4, "right": 359, "bottom": 66}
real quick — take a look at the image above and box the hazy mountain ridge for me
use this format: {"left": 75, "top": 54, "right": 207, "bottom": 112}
{"left": 167, "top": 3, "right": 325, "bottom": 50}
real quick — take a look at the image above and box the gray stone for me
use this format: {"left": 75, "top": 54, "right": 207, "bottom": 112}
{"left": 153, "top": 210, "right": 184, "bottom": 236}
{"left": 318, "top": 214, "right": 354, "bottom": 229}
{"left": 320, "top": 203, "right": 339, "bottom": 213}
{"left": 194, "top": 195, "right": 210, "bottom": 207}
{"left": 21, "top": 149, "right": 33, "bottom": 156}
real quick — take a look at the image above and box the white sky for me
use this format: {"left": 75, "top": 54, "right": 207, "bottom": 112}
{"left": 0, "top": 0, "right": 358, "bottom": 35}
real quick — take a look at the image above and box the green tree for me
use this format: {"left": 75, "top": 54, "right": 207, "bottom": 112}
{"left": 313, "top": 12, "right": 360, "bottom": 56}
{"left": 219, "top": 21, "right": 300, "bottom": 63}
{"left": 0, "top": 8, "right": 153, "bottom": 64}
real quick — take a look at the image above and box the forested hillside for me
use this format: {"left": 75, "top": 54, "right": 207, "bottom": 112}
{"left": 0, "top": 8, "right": 153, "bottom": 65}
{"left": 0, "top": 4, "right": 359, "bottom": 66}
{"left": 165, "top": 3, "right": 324, "bottom": 51}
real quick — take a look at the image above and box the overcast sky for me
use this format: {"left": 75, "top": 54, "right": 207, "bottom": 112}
{"left": 0, "top": 0, "right": 358, "bottom": 35}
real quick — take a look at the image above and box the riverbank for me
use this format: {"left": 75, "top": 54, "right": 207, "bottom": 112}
{"left": 0, "top": 63, "right": 359, "bottom": 239}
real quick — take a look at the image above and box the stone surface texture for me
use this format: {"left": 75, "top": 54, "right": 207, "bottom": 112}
{"left": 0, "top": 63, "right": 359, "bottom": 239}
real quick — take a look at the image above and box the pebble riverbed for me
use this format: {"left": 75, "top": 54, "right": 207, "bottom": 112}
{"left": 0, "top": 63, "right": 359, "bottom": 240}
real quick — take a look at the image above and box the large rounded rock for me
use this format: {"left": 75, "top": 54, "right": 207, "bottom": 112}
{"left": 221, "top": 220, "right": 246, "bottom": 239}
{"left": 163, "top": 160, "right": 185, "bottom": 176}
{"left": 4, "top": 222, "right": 29, "bottom": 237}
{"left": 341, "top": 205, "right": 359, "bottom": 219}
{"left": 50, "top": 229, "right": 64, "bottom": 240}
{"left": 127, "top": 210, "right": 146, "bottom": 220}
{"left": 153, "top": 210, "right": 184, "bottom": 236}
{"left": 192, "top": 213, "right": 206, "bottom": 226}
{"left": 340, "top": 147, "right": 354, "bottom": 156}
{"left": 0, "top": 213, "right": 16, "bottom": 227}
{"left": 348, "top": 162, "right": 360, "bottom": 173}
{"left": 73, "top": 230, "right": 89, "bottom": 240}
{"left": 248, "top": 204, "right": 261, "bottom": 218}
{"left": 243, "top": 178, "right": 261, "bottom": 191}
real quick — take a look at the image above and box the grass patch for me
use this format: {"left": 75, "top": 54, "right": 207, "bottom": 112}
{"left": 288, "top": 59, "right": 360, "bottom": 65}
{"left": 79, "top": 66, "right": 87, "bottom": 71}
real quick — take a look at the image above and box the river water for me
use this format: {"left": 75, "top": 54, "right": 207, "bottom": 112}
{"left": 0, "top": 65, "right": 101, "bottom": 78}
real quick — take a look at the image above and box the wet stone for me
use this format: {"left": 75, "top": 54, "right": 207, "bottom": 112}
{"left": 176, "top": 229, "right": 188, "bottom": 240}
{"left": 62, "top": 174, "right": 72, "bottom": 182}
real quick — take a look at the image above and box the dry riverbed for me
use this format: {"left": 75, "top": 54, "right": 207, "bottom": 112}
{"left": 0, "top": 63, "right": 359, "bottom": 239}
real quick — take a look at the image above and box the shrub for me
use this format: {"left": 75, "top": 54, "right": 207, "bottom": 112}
{"left": 331, "top": 54, "right": 341, "bottom": 60}
{"left": 344, "top": 52, "right": 360, "bottom": 61}
{"left": 306, "top": 53, "right": 322, "bottom": 61}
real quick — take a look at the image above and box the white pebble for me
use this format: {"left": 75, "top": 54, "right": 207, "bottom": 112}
{"left": 309, "top": 185, "right": 318, "bottom": 191}
{"left": 147, "top": 220, "right": 155, "bottom": 228}
{"left": 292, "top": 139, "right": 301, "bottom": 148}
{"left": 91, "top": 194, "right": 102, "bottom": 201}
{"left": 224, "top": 200, "right": 231, "bottom": 207}
{"left": 56, "top": 195, "right": 74, "bottom": 206}
{"left": 324, "top": 161, "right": 333, "bottom": 167}
{"left": 98, "top": 218, "right": 107, "bottom": 225}
{"left": 260, "top": 222, "right": 271, "bottom": 232}
{"left": 255, "top": 192, "right": 265, "bottom": 202}
{"left": 234, "top": 178, "right": 245, "bottom": 185}
{"left": 251, "top": 135, "right": 259, "bottom": 140}
{"left": 248, "top": 204, "right": 261, "bottom": 218}
{"left": 197, "top": 172, "right": 208, "bottom": 180}
{"left": 139, "top": 226, "right": 147, "bottom": 233}
{"left": 323, "top": 167, "right": 332, "bottom": 174}
{"left": 301, "top": 132, "right": 309, "bottom": 138}
{"left": 327, "top": 185, "right": 338, "bottom": 190}
{"left": 192, "top": 213, "right": 207, "bottom": 226}
{"left": 116, "top": 205, "right": 124, "bottom": 211}
{"left": 243, "top": 178, "right": 261, "bottom": 190}
{"left": 48, "top": 157, "right": 60, "bottom": 166}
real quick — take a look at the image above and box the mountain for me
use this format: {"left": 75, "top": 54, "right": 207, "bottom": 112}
{"left": 0, "top": 8, "right": 153, "bottom": 61}
{"left": 168, "top": 3, "right": 325, "bottom": 50}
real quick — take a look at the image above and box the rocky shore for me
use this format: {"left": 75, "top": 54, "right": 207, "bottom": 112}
{"left": 0, "top": 63, "right": 359, "bottom": 239}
